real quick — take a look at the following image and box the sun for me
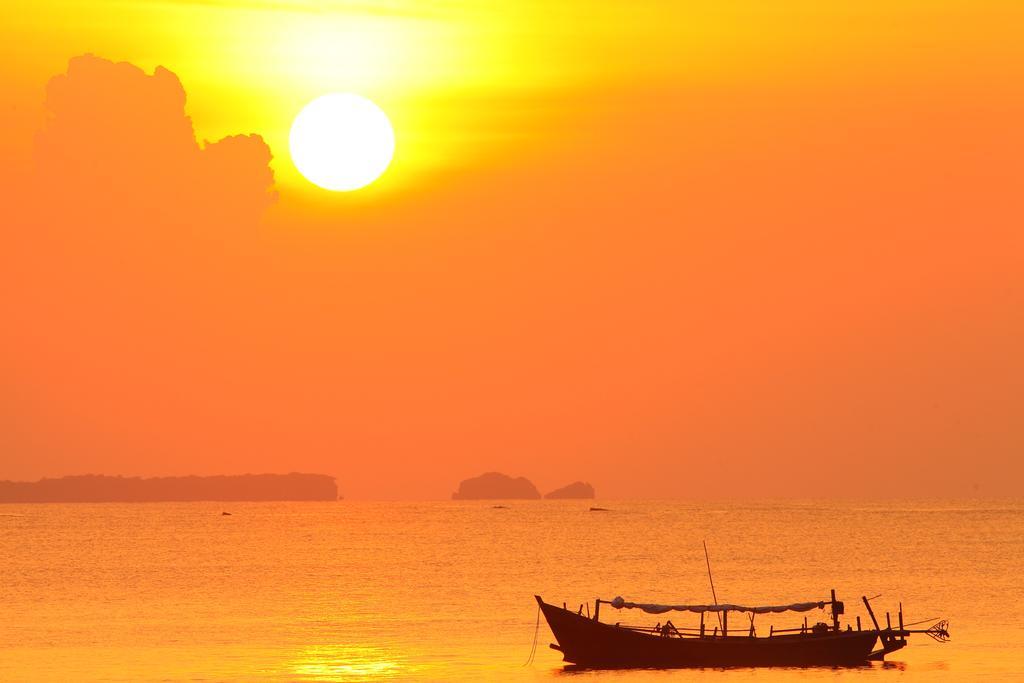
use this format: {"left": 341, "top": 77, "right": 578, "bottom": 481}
{"left": 289, "top": 93, "right": 395, "bottom": 192}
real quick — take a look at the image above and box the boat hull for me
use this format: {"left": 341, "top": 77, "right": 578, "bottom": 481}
{"left": 537, "top": 597, "right": 879, "bottom": 668}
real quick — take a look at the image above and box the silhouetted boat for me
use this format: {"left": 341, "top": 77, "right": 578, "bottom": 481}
{"left": 535, "top": 591, "right": 949, "bottom": 668}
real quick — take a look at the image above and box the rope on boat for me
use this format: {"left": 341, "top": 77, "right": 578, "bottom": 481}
{"left": 523, "top": 603, "right": 541, "bottom": 666}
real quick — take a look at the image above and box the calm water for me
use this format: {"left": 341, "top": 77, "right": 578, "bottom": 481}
{"left": 2, "top": 500, "right": 1022, "bottom": 681}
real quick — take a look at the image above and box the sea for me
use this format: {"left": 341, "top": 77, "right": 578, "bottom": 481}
{"left": 2, "top": 500, "right": 1022, "bottom": 681}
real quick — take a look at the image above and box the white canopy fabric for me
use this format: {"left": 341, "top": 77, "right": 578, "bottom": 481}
{"left": 608, "top": 596, "right": 827, "bottom": 615}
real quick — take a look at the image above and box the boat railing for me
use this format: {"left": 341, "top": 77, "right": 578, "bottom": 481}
{"left": 588, "top": 590, "right": 948, "bottom": 645}
{"left": 613, "top": 623, "right": 718, "bottom": 638}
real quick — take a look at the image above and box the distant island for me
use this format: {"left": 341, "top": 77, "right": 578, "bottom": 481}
{"left": 452, "top": 472, "right": 541, "bottom": 499}
{"left": 0, "top": 473, "right": 339, "bottom": 503}
{"left": 544, "top": 481, "right": 595, "bottom": 499}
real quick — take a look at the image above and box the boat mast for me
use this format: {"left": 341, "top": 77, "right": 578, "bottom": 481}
{"left": 703, "top": 540, "right": 723, "bottom": 632}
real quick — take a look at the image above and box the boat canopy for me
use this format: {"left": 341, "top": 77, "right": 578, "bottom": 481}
{"left": 608, "top": 596, "right": 827, "bottom": 615}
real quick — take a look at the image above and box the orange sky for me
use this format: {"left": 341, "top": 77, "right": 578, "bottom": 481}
{"left": 1, "top": 1, "right": 1022, "bottom": 498}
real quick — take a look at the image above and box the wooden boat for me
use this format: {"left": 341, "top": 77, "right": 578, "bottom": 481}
{"left": 535, "top": 591, "right": 949, "bottom": 668}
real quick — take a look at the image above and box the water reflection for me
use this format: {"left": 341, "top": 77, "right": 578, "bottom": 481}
{"left": 290, "top": 645, "right": 410, "bottom": 681}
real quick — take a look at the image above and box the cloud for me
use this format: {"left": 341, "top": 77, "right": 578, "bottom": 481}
{"left": 3, "top": 55, "right": 282, "bottom": 479}
{"left": 34, "top": 54, "right": 275, "bottom": 220}
{"left": 19, "top": 53, "right": 278, "bottom": 329}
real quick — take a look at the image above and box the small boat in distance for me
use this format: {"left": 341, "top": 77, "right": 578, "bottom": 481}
{"left": 535, "top": 590, "right": 949, "bottom": 668}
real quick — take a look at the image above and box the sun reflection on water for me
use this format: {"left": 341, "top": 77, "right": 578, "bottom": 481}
{"left": 290, "top": 645, "right": 410, "bottom": 681}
